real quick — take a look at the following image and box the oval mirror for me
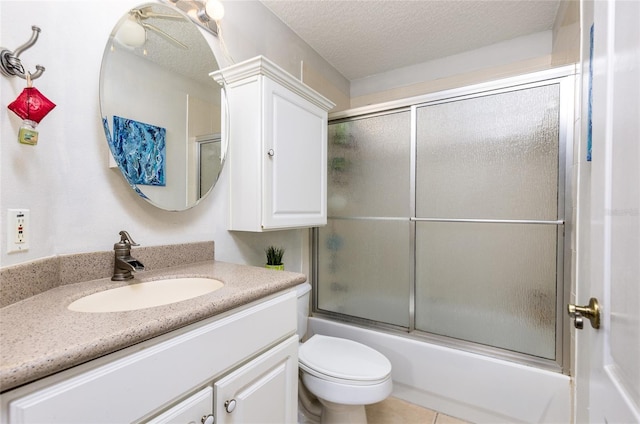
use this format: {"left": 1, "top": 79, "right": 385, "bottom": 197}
{"left": 99, "top": 3, "right": 225, "bottom": 211}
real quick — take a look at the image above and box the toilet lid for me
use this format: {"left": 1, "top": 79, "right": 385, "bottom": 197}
{"left": 299, "top": 335, "right": 392, "bottom": 383}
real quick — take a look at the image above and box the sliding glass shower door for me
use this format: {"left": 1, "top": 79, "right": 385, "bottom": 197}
{"left": 414, "top": 85, "right": 562, "bottom": 360}
{"left": 317, "top": 111, "right": 412, "bottom": 327}
{"left": 315, "top": 73, "right": 572, "bottom": 367}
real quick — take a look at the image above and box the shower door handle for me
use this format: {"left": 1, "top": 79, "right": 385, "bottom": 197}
{"left": 567, "top": 298, "right": 600, "bottom": 330}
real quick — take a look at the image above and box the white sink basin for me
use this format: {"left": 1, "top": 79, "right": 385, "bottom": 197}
{"left": 68, "top": 277, "right": 224, "bottom": 313}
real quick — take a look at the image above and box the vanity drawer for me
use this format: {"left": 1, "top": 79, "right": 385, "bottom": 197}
{"left": 5, "top": 291, "right": 296, "bottom": 424}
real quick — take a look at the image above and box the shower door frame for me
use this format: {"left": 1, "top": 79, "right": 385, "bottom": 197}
{"left": 312, "top": 66, "right": 576, "bottom": 373}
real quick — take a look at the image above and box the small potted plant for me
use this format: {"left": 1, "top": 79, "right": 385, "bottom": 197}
{"left": 265, "top": 246, "right": 285, "bottom": 271}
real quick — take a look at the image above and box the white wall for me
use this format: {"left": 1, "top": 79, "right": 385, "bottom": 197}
{"left": 0, "top": 0, "right": 346, "bottom": 269}
{"left": 351, "top": 30, "right": 553, "bottom": 98}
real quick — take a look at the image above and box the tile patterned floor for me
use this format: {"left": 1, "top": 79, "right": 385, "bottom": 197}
{"left": 365, "top": 397, "right": 473, "bottom": 424}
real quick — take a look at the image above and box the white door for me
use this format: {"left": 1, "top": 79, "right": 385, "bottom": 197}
{"left": 575, "top": 0, "right": 640, "bottom": 422}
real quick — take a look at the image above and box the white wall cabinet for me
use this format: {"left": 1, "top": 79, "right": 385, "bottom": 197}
{"left": 1, "top": 291, "right": 298, "bottom": 424}
{"left": 212, "top": 56, "right": 335, "bottom": 232}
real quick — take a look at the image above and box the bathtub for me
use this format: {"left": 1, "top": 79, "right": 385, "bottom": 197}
{"left": 308, "top": 317, "right": 571, "bottom": 424}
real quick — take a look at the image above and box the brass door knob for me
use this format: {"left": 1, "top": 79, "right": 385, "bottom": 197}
{"left": 567, "top": 297, "right": 600, "bottom": 329}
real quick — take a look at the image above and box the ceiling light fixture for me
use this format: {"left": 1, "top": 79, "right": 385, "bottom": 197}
{"left": 165, "top": 0, "right": 225, "bottom": 36}
{"left": 114, "top": 16, "right": 146, "bottom": 48}
{"left": 114, "top": 8, "right": 189, "bottom": 50}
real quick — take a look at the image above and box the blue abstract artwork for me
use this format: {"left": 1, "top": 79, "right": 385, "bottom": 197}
{"left": 111, "top": 116, "right": 166, "bottom": 186}
{"left": 102, "top": 117, "right": 112, "bottom": 146}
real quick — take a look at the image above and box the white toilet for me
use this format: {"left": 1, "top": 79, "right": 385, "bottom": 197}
{"left": 295, "top": 283, "right": 393, "bottom": 424}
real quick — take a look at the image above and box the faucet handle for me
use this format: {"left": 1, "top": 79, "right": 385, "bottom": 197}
{"left": 118, "top": 230, "right": 139, "bottom": 246}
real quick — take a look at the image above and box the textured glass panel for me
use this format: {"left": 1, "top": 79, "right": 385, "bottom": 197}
{"left": 415, "top": 222, "right": 557, "bottom": 359}
{"left": 318, "top": 219, "right": 411, "bottom": 327}
{"left": 416, "top": 84, "right": 560, "bottom": 220}
{"left": 328, "top": 112, "right": 411, "bottom": 217}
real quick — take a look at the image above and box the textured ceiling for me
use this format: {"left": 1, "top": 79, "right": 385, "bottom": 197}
{"left": 261, "top": 0, "right": 561, "bottom": 80}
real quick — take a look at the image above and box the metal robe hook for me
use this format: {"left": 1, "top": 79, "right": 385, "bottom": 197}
{"left": 0, "top": 25, "right": 46, "bottom": 80}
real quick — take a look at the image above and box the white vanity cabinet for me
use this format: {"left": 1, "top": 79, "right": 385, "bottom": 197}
{"left": 212, "top": 56, "right": 335, "bottom": 232}
{"left": 1, "top": 291, "right": 298, "bottom": 424}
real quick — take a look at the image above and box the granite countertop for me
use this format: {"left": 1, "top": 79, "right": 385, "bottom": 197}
{"left": 0, "top": 260, "right": 306, "bottom": 392}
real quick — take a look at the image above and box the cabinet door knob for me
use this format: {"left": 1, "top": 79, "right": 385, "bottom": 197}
{"left": 224, "top": 399, "right": 237, "bottom": 413}
{"left": 267, "top": 149, "right": 275, "bottom": 157}
{"left": 201, "top": 414, "right": 215, "bottom": 424}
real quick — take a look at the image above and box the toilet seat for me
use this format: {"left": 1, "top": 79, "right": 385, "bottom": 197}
{"left": 299, "top": 335, "right": 392, "bottom": 385}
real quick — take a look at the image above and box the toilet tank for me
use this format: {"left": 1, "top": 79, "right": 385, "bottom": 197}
{"left": 295, "top": 283, "right": 312, "bottom": 340}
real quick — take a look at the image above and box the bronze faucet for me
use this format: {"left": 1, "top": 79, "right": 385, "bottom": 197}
{"left": 112, "top": 230, "right": 145, "bottom": 281}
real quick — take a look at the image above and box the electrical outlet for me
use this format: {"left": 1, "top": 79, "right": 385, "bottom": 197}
{"left": 7, "top": 209, "right": 29, "bottom": 253}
